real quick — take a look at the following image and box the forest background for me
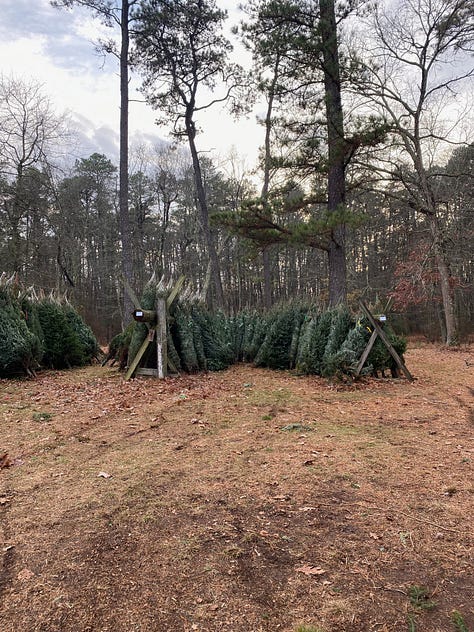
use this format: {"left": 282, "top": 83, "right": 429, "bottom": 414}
{"left": 0, "top": 0, "right": 472, "bottom": 345}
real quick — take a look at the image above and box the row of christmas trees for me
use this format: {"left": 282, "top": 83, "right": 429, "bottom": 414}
{"left": 115, "top": 280, "right": 406, "bottom": 379}
{"left": 0, "top": 274, "right": 99, "bottom": 377}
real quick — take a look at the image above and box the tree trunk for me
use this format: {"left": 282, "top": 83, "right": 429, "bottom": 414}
{"left": 429, "top": 215, "right": 458, "bottom": 345}
{"left": 319, "top": 0, "right": 347, "bottom": 306}
{"left": 259, "top": 55, "right": 280, "bottom": 310}
{"left": 262, "top": 248, "right": 272, "bottom": 309}
{"left": 119, "top": 1, "right": 134, "bottom": 327}
{"left": 186, "top": 118, "right": 224, "bottom": 309}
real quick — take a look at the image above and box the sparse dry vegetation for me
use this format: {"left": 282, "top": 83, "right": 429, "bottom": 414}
{"left": 1, "top": 344, "right": 473, "bottom": 631}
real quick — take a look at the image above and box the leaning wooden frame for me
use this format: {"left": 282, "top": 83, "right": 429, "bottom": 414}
{"left": 124, "top": 275, "right": 185, "bottom": 380}
{"left": 355, "top": 300, "right": 413, "bottom": 381}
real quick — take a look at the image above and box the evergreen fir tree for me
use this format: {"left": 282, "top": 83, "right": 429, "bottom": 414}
{"left": 21, "top": 297, "right": 44, "bottom": 367}
{"left": 296, "top": 309, "right": 333, "bottom": 375}
{"left": 37, "top": 300, "right": 86, "bottom": 369}
{"left": 321, "top": 305, "right": 354, "bottom": 376}
{"left": 0, "top": 291, "right": 41, "bottom": 376}
{"left": 289, "top": 305, "right": 308, "bottom": 369}
{"left": 172, "top": 303, "right": 200, "bottom": 372}
{"left": 63, "top": 304, "right": 99, "bottom": 362}
{"left": 254, "top": 305, "right": 296, "bottom": 370}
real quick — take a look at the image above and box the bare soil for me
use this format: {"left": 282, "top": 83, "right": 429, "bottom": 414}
{"left": 1, "top": 343, "right": 473, "bottom": 632}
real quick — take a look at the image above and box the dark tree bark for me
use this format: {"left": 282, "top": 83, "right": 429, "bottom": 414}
{"left": 185, "top": 115, "right": 225, "bottom": 309}
{"left": 51, "top": 0, "right": 137, "bottom": 327}
{"left": 119, "top": 1, "right": 134, "bottom": 326}
{"left": 319, "top": 0, "right": 347, "bottom": 306}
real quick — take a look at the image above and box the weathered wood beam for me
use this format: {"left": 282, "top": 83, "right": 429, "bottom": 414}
{"left": 124, "top": 329, "right": 155, "bottom": 381}
{"left": 166, "top": 275, "right": 185, "bottom": 308}
{"left": 359, "top": 301, "right": 414, "bottom": 381}
{"left": 156, "top": 297, "right": 167, "bottom": 379}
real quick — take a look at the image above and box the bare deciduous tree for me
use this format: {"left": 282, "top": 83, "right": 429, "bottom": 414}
{"left": 355, "top": 0, "right": 474, "bottom": 344}
{"left": 0, "top": 76, "right": 66, "bottom": 273}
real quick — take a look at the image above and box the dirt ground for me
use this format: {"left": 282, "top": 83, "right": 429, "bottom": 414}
{"left": 1, "top": 342, "right": 473, "bottom": 632}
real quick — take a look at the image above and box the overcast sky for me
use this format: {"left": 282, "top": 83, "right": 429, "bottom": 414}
{"left": 0, "top": 0, "right": 260, "bottom": 168}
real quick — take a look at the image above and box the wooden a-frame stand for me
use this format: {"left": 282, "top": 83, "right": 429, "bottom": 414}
{"left": 355, "top": 300, "right": 413, "bottom": 381}
{"left": 123, "top": 275, "right": 185, "bottom": 381}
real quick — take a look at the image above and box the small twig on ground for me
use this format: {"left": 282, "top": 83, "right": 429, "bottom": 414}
{"left": 375, "top": 585, "right": 408, "bottom": 596}
{"left": 341, "top": 501, "right": 463, "bottom": 533}
{"left": 368, "top": 506, "right": 461, "bottom": 533}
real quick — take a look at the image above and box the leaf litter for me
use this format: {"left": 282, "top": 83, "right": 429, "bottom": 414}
{"left": 0, "top": 344, "right": 473, "bottom": 631}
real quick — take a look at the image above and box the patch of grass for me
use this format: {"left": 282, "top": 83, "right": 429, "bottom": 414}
{"left": 248, "top": 387, "right": 296, "bottom": 406}
{"left": 451, "top": 610, "right": 469, "bottom": 632}
{"left": 408, "top": 585, "right": 437, "bottom": 611}
{"left": 281, "top": 423, "right": 313, "bottom": 432}
{"left": 295, "top": 626, "right": 325, "bottom": 632}
{"left": 32, "top": 411, "right": 53, "bottom": 422}
{"left": 223, "top": 545, "right": 244, "bottom": 559}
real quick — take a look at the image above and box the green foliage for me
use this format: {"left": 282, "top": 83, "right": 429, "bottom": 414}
{"left": 166, "top": 319, "right": 182, "bottom": 372}
{"left": 324, "top": 305, "right": 354, "bottom": 358}
{"left": 325, "top": 320, "right": 370, "bottom": 377}
{"left": 21, "top": 297, "right": 45, "bottom": 362}
{"left": 172, "top": 303, "right": 200, "bottom": 373}
{"left": 408, "top": 585, "right": 437, "bottom": 611}
{"left": 451, "top": 610, "right": 468, "bottom": 632}
{"left": 63, "top": 304, "right": 99, "bottom": 362}
{"left": 119, "top": 280, "right": 408, "bottom": 380}
{"left": 36, "top": 300, "right": 87, "bottom": 369}
{"left": 322, "top": 305, "right": 354, "bottom": 377}
{"left": 107, "top": 322, "right": 135, "bottom": 369}
{"left": 0, "top": 279, "right": 98, "bottom": 376}
{"left": 254, "top": 304, "right": 298, "bottom": 369}
{"left": 296, "top": 309, "right": 333, "bottom": 374}
{"left": 0, "top": 290, "right": 41, "bottom": 376}
{"left": 190, "top": 305, "right": 234, "bottom": 371}
{"left": 289, "top": 305, "right": 307, "bottom": 368}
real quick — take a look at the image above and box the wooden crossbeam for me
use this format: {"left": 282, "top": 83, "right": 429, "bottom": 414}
{"left": 166, "top": 274, "right": 185, "bottom": 308}
{"left": 356, "top": 300, "right": 414, "bottom": 381}
{"left": 125, "top": 332, "right": 154, "bottom": 381}
{"left": 124, "top": 275, "right": 185, "bottom": 380}
{"left": 121, "top": 274, "right": 142, "bottom": 310}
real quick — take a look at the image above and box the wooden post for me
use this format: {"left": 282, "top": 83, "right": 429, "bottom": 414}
{"left": 357, "top": 301, "right": 414, "bottom": 381}
{"left": 125, "top": 329, "right": 155, "bottom": 381}
{"left": 355, "top": 329, "right": 377, "bottom": 376}
{"left": 124, "top": 275, "right": 185, "bottom": 380}
{"left": 132, "top": 309, "right": 157, "bottom": 324}
{"left": 156, "top": 297, "right": 167, "bottom": 379}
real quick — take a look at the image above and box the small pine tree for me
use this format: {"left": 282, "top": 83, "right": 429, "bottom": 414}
{"left": 190, "top": 306, "right": 207, "bottom": 371}
{"left": 21, "top": 297, "right": 45, "bottom": 363}
{"left": 190, "top": 305, "right": 233, "bottom": 371}
{"left": 246, "top": 312, "right": 269, "bottom": 362}
{"left": 106, "top": 322, "right": 135, "bottom": 369}
{"left": 0, "top": 291, "right": 41, "bottom": 376}
{"left": 166, "top": 320, "right": 182, "bottom": 372}
{"left": 172, "top": 303, "right": 200, "bottom": 372}
{"left": 37, "top": 300, "right": 86, "bottom": 369}
{"left": 241, "top": 311, "right": 258, "bottom": 362}
{"left": 321, "top": 305, "right": 354, "bottom": 376}
{"left": 289, "top": 305, "right": 308, "bottom": 369}
{"left": 296, "top": 309, "right": 333, "bottom": 375}
{"left": 254, "top": 305, "right": 296, "bottom": 370}
{"left": 63, "top": 304, "right": 99, "bottom": 362}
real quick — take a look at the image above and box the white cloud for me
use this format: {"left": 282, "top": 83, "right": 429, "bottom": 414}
{"left": 0, "top": 0, "right": 261, "bottom": 168}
